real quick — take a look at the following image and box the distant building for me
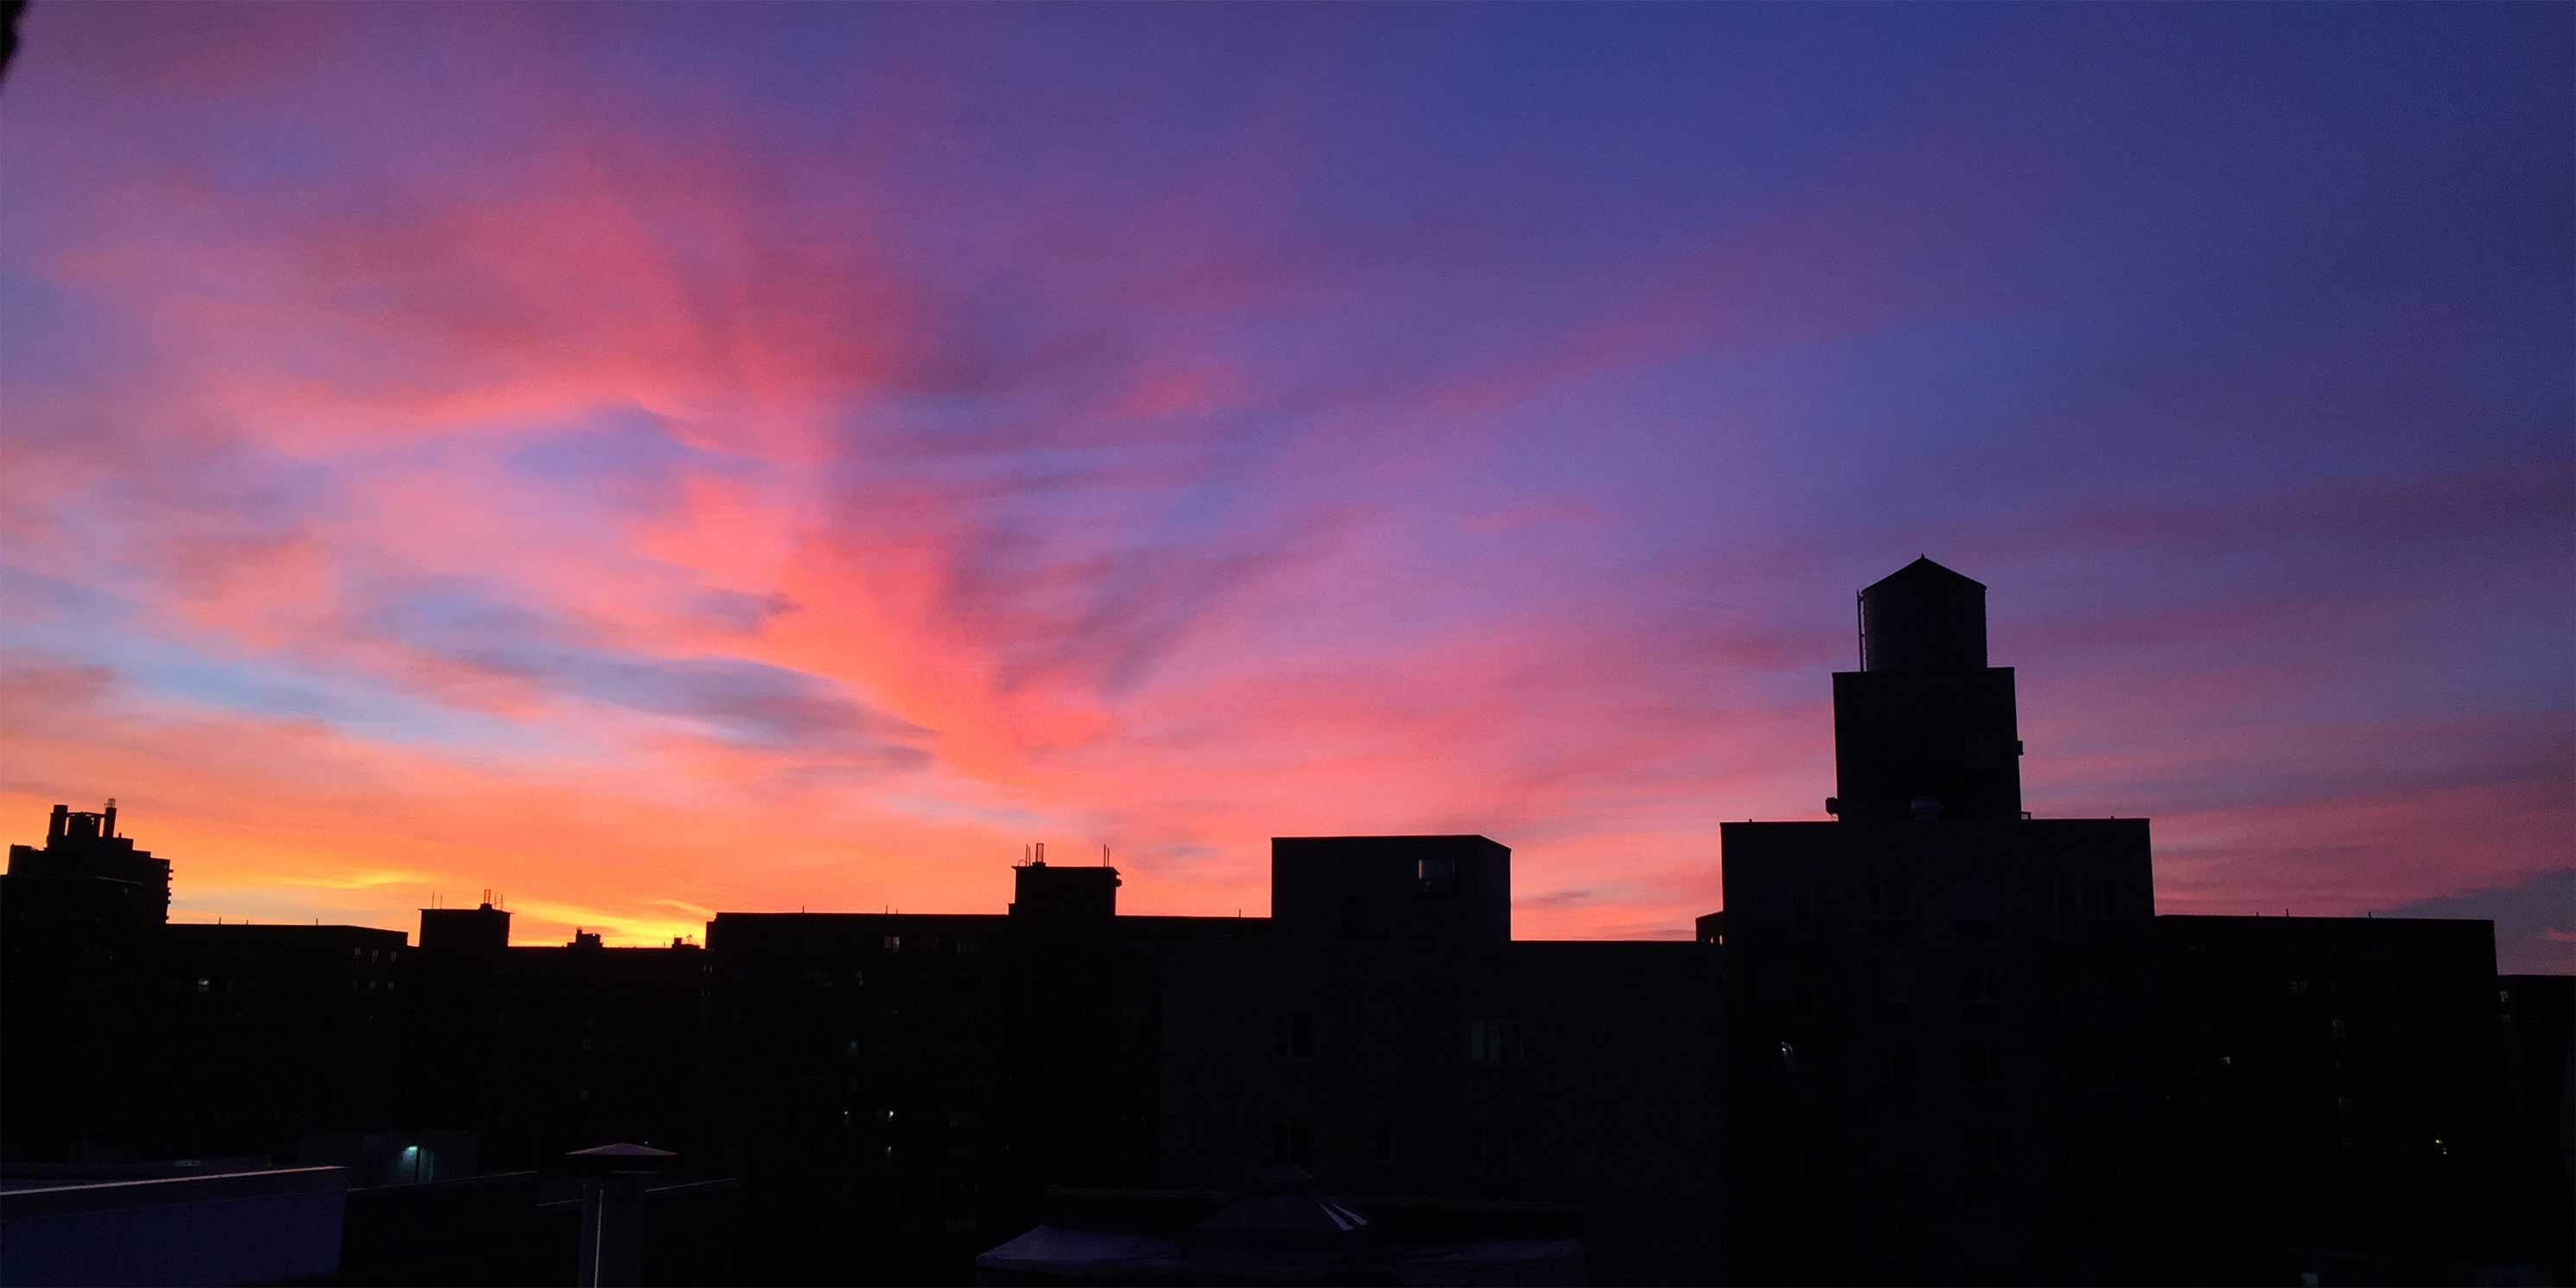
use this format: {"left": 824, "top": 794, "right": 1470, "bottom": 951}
{"left": 1716, "top": 560, "right": 2157, "bottom": 1283}
{"left": 1270, "top": 835, "right": 1510, "bottom": 944}
{"left": 418, "top": 896, "right": 511, "bottom": 955}
{"left": 3, "top": 800, "right": 172, "bottom": 930}
{"left": 1, "top": 802, "right": 178, "bottom": 1161}
{"left": 2154, "top": 914, "right": 2522, "bottom": 1282}
{"left": 2496, "top": 973, "right": 2575, "bottom": 1283}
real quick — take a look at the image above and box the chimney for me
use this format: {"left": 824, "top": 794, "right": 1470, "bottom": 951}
{"left": 47, "top": 804, "right": 67, "bottom": 844}
{"left": 101, "top": 799, "right": 117, "bottom": 838}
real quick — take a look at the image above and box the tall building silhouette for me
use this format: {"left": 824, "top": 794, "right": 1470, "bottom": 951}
{"left": 1833, "top": 558, "right": 2022, "bottom": 823}
{"left": 3, "top": 800, "right": 172, "bottom": 931}
{"left": 1718, "top": 558, "right": 2155, "bottom": 1283}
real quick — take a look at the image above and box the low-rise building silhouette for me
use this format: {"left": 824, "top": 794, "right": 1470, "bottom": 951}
{"left": 1, "top": 558, "right": 2562, "bottom": 1286}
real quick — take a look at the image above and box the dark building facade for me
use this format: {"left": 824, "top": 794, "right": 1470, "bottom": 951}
{"left": 3, "top": 559, "right": 2564, "bottom": 1285}
{"left": 1722, "top": 560, "right": 2160, "bottom": 1283}
{"left": 1833, "top": 559, "right": 2024, "bottom": 825}
{"left": 1270, "top": 834, "right": 1511, "bottom": 945}
{"left": 1, "top": 801, "right": 175, "bottom": 1161}
{"left": 2152, "top": 914, "right": 2536, "bottom": 1283}
{"left": 2496, "top": 973, "right": 2576, "bottom": 1283}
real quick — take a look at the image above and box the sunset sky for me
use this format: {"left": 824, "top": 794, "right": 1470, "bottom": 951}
{"left": 3, "top": 3, "right": 2568, "bottom": 971}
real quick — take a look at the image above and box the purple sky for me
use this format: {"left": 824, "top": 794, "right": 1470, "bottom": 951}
{"left": 2, "top": 3, "right": 2568, "bottom": 968}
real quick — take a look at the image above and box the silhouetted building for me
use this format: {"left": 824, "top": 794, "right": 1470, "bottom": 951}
{"left": 1719, "top": 560, "right": 2155, "bottom": 1284}
{"left": 5, "top": 558, "right": 2564, "bottom": 1288}
{"left": 2153, "top": 915, "right": 2529, "bottom": 1283}
{"left": 1833, "top": 560, "right": 2022, "bottom": 824}
{"left": 1272, "top": 835, "right": 1510, "bottom": 944}
{"left": 2496, "top": 973, "right": 2575, "bottom": 1284}
{"left": 698, "top": 875, "right": 1263, "bottom": 1284}
{"left": 1011, "top": 851, "right": 1121, "bottom": 922}
{"left": 3, "top": 800, "right": 172, "bottom": 944}
{"left": 1, "top": 802, "right": 178, "bottom": 1162}
{"left": 1151, "top": 933, "right": 1725, "bottom": 1281}
{"left": 418, "top": 895, "right": 512, "bottom": 955}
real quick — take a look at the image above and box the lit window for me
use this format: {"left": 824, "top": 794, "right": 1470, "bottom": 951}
{"left": 2331, "top": 1018, "right": 2347, "bottom": 1040}
{"left": 882, "top": 936, "right": 902, "bottom": 954}
{"left": 2288, "top": 979, "right": 2309, "bottom": 997}
{"left": 1417, "top": 855, "right": 1456, "bottom": 892}
{"left": 195, "top": 978, "right": 211, "bottom": 994}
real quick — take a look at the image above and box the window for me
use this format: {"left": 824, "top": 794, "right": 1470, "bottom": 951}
{"left": 1964, "top": 1131, "right": 2006, "bottom": 1174}
{"left": 881, "top": 935, "right": 902, "bottom": 954}
{"left": 2086, "top": 879, "right": 2119, "bottom": 920}
{"left": 2289, "top": 979, "right": 2310, "bottom": 997}
{"left": 1962, "top": 1043, "right": 2001, "bottom": 1087}
{"left": 1961, "top": 960, "right": 2002, "bottom": 1006}
{"left": 1866, "top": 876, "right": 1911, "bottom": 921}
{"left": 1475, "top": 1128, "right": 1517, "bottom": 1176}
{"left": 195, "top": 978, "right": 211, "bottom": 995}
{"left": 1418, "top": 855, "right": 1456, "bottom": 893}
{"left": 1274, "top": 1011, "right": 1316, "bottom": 1061}
{"left": 2330, "top": 1018, "right": 2347, "bottom": 1040}
{"left": 1952, "top": 881, "right": 1999, "bottom": 924}
{"left": 1876, "top": 1042, "right": 1916, "bottom": 1087}
{"left": 1468, "top": 1018, "right": 1524, "bottom": 1067}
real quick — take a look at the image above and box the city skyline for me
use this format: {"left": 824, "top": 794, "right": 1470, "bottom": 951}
{"left": 3, "top": 5, "right": 2569, "bottom": 972}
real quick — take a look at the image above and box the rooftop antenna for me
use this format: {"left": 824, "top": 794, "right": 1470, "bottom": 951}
{"left": 1102, "top": 844, "right": 1110, "bottom": 867}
